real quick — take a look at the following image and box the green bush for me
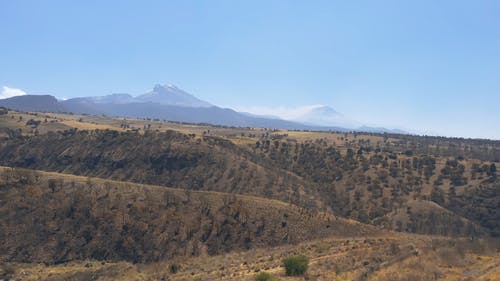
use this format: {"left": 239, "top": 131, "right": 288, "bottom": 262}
{"left": 255, "top": 271, "right": 278, "bottom": 281}
{"left": 169, "top": 263, "right": 179, "bottom": 274}
{"left": 283, "top": 255, "right": 308, "bottom": 276}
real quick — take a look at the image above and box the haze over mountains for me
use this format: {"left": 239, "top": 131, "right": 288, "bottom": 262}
{"left": 0, "top": 84, "right": 404, "bottom": 133}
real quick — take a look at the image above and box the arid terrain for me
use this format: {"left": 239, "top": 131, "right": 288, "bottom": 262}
{"left": 0, "top": 108, "right": 499, "bottom": 280}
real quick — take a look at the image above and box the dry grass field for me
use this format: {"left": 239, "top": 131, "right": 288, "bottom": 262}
{"left": 5, "top": 235, "right": 499, "bottom": 281}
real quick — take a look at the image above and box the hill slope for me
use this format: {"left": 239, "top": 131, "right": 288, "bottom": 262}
{"left": 0, "top": 110, "right": 497, "bottom": 237}
{"left": 5, "top": 232, "right": 499, "bottom": 280}
{"left": 0, "top": 167, "right": 377, "bottom": 264}
{"left": 0, "top": 129, "right": 325, "bottom": 210}
{"left": 0, "top": 95, "right": 66, "bottom": 112}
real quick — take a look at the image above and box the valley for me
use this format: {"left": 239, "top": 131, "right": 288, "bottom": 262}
{"left": 0, "top": 108, "right": 499, "bottom": 280}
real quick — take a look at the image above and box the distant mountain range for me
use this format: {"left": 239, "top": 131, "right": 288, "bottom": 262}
{"left": 0, "top": 84, "right": 406, "bottom": 133}
{"left": 63, "top": 84, "right": 212, "bottom": 107}
{"left": 287, "top": 105, "right": 361, "bottom": 128}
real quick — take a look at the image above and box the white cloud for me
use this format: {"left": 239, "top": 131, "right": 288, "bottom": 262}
{"left": 234, "top": 104, "right": 361, "bottom": 128}
{"left": 234, "top": 104, "right": 328, "bottom": 120}
{"left": 0, "top": 86, "right": 27, "bottom": 99}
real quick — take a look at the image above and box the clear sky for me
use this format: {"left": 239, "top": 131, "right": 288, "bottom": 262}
{"left": 1, "top": 1, "right": 499, "bottom": 139}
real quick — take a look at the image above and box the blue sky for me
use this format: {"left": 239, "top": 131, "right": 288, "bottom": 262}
{"left": 1, "top": 1, "right": 499, "bottom": 139}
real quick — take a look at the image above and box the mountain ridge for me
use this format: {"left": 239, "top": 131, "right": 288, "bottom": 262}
{"left": 0, "top": 84, "right": 405, "bottom": 134}
{"left": 135, "top": 84, "right": 212, "bottom": 107}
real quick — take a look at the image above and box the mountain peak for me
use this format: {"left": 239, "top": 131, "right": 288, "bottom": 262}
{"left": 154, "top": 84, "right": 178, "bottom": 91}
{"left": 138, "top": 84, "right": 212, "bottom": 108}
{"left": 305, "top": 105, "right": 339, "bottom": 116}
{"left": 284, "top": 104, "right": 362, "bottom": 128}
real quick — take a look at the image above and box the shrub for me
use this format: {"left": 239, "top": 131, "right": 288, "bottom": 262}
{"left": 255, "top": 271, "right": 278, "bottom": 281}
{"left": 283, "top": 255, "right": 308, "bottom": 276}
{"left": 169, "top": 263, "right": 179, "bottom": 274}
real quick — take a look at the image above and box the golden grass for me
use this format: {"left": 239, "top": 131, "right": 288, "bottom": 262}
{"left": 60, "top": 120, "right": 122, "bottom": 131}
{"left": 9, "top": 235, "right": 499, "bottom": 281}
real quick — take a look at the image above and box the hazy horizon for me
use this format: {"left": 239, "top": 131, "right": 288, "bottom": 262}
{"left": 1, "top": 1, "right": 499, "bottom": 139}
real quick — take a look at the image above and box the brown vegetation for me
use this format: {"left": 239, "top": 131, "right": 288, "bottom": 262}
{"left": 5, "top": 235, "right": 499, "bottom": 280}
{"left": 0, "top": 167, "right": 376, "bottom": 264}
{"left": 0, "top": 124, "right": 497, "bottom": 237}
{"left": 0, "top": 110, "right": 499, "bottom": 281}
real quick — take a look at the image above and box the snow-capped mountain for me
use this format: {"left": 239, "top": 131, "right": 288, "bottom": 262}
{"left": 288, "top": 105, "right": 361, "bottom": 128}
{"left": 136, "top": 84, "right": 212, "bottom": 107}
{"left": 0, "top": 84, "right": 406, "bottom": 134}
{"left": 65, "top": 84, "right": 213, "bottom": 108}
